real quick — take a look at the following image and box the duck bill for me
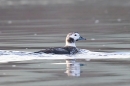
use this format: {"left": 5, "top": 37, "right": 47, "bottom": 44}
{"left": 77, "top": 36, "right": 86, "bottom": 41}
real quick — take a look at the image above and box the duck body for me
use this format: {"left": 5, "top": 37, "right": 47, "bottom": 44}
{"left": 34, "top": 46, "right": 79, "bottom": 54}
{"left": 34, "top": 32, "right": 86, "bottom": 55}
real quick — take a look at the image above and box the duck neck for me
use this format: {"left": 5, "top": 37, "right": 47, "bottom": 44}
{"left": 65, "top": 37, "right": 76, "bottom": 47}
{"left": 65, "top": 42, "right": 76, "bottom": 47}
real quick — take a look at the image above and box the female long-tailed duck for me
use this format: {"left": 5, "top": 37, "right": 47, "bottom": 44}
{"left": 34, "top": 32, "right": 86, "bottom": 54}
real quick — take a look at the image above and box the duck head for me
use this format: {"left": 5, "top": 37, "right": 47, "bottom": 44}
{"left": 65, "top": 32, "right": 86, "bottom": 47}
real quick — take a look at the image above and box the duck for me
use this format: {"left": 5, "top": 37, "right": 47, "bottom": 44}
{"left": 34, "top": 32, "right": 86, "bottom": 54}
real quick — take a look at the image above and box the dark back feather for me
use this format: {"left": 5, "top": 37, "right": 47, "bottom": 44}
{"left": 34, "top": 46, "right": 78, "bottom": 54}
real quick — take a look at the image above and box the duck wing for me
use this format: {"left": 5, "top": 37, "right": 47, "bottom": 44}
{"left": 34, "top": 47, "right": 78, "bottom": 54}
{"left": 34, "top": 47, "right": 70, "bottom": 54}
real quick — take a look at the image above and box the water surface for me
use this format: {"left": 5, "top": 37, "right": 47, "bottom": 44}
{"left": 0, "top": 0, "right": 130, "bottom": 86}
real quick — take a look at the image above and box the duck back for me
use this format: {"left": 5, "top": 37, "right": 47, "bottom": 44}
{"left": 34, "top": 46, "right": 78, "bottom": 54}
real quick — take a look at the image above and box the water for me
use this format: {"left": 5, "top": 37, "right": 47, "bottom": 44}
{"left": 0, "top": 0, "right": 130, "bottom": 86}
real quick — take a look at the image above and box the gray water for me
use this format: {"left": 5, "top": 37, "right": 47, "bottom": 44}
{"left": 0, "top": 0, "right": 130, "bottom": 86}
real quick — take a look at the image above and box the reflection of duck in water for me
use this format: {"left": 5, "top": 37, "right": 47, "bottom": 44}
{"left": 34, "top": 32, "right": 86, "bottom": 54}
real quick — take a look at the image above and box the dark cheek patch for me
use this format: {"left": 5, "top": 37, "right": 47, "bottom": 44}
{"left": 67, "top": 37, "right": 74, "bottom": 43}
